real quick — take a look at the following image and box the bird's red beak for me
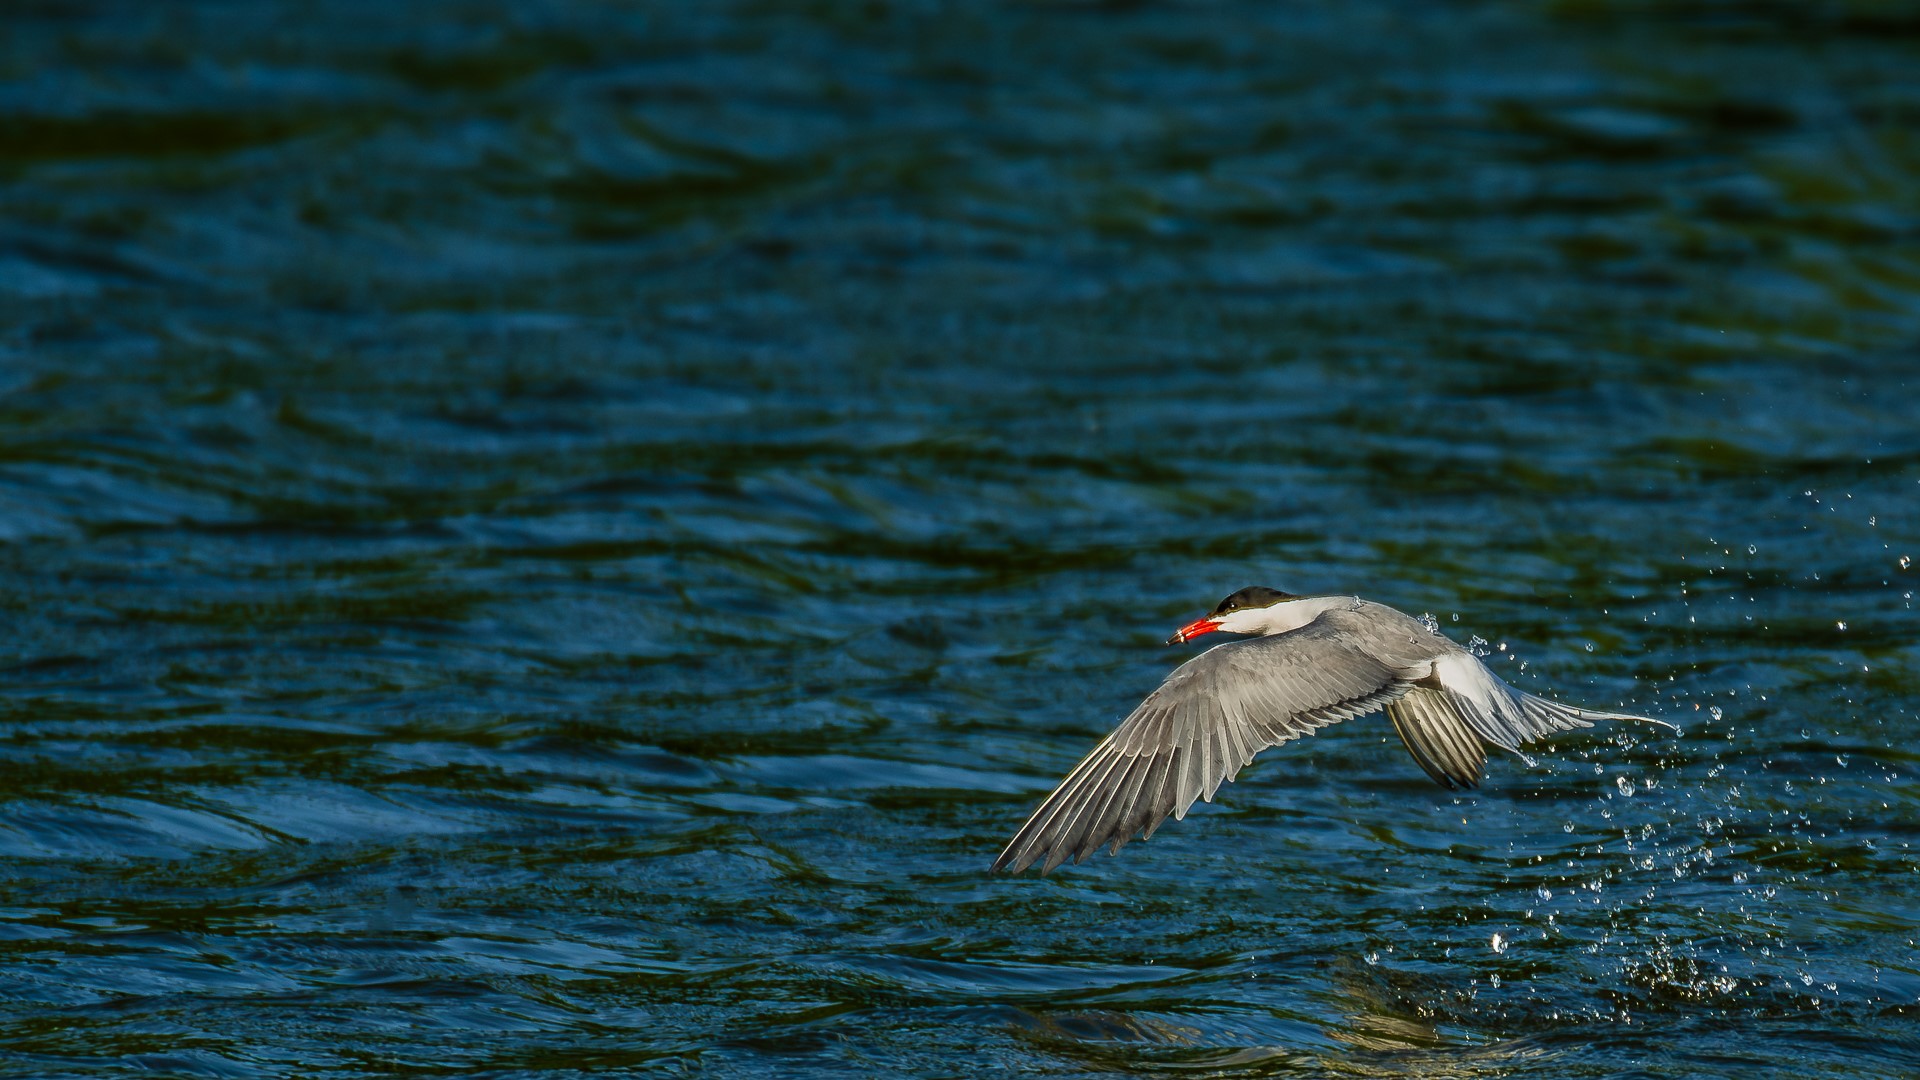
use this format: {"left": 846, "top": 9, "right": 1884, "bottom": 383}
{"left": 1166, "top": 617, "right": 1221, "bottom": 646}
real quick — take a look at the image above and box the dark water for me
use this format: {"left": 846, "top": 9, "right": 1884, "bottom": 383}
{"left": 3, "top": 1, "right": 1918, "bottom": 1076}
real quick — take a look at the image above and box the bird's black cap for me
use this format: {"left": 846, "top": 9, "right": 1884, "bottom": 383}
{"left": 1207, "top": 586, "right": 1296, "bottom": 618}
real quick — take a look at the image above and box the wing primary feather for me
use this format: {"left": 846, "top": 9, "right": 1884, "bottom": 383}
{"left": 1385, "top": 689, "right": 1486, "bottom": 789}
{"left": 1096, "top": 751, "right": 1158, "bottom": 856}
{"left": 1203, "top": 724, "right": 1230, "bottom": 801}
{"left": 1174, "top": 733, "right": 1201, "bottom": 819}
{"left": 1060, "top": 747, "right": 1144, "bottom": 865}
{"left": 1090, "top": 751, "right": 1153, "bottom": 846}
{"left": 1142, "top": 748, "right": 1180, "bottom": 839}
{"left": 1431, "top": 693, "right": 1486, "bottom": 785}
{"left": 993, "top": 734, "right": 1128, "bottom": 872}
{"left": 1195, "top": 718, "right": 1214, "bottom": 804}
{"left": 1041, "top": 745, "right": 1135, "bottom": 870}
{"left": 1386, "top": 699, "right": 1458, "bottom": 789}
{"left": 1120, "top": 756, "right": 1163, "bottom": 845}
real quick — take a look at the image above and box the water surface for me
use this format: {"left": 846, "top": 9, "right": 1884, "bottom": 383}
{"left": 2, "top": 2, "right": 1918, "bottom": 1077}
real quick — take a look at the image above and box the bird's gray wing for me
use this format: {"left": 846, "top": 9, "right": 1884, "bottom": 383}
{"left": 992, "top": 616, "right": 1425, "bottom": 875}
{"left": 1426, "top": 652, "right": 1673, "bottom": 765}
{"left": 1383, "top": 687, "right": 1488, "bottom": 790}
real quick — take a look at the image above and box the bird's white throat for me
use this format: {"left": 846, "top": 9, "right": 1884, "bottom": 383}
{"left": 1213, "top": 594, "right": 1353, "bottom": 636}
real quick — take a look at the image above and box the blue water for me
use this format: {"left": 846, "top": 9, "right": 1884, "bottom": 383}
{"left": 2, "top": 2, "right": 1918, "bottom": 1077}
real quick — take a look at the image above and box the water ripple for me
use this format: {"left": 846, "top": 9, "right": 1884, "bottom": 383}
{"left": 3, "top": 1, "right": 1920, "bottom": 1077}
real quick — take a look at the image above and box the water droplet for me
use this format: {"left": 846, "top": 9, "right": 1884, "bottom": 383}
{"left": 1451, "top": 612, "right": 1460, "bottom": 622}
{"left": 1709, "top": 706, "right": 1723, "bottom": 721}
{"left": 1490, "top": 973, "right": 1502, "bottom": 988}
{"left": 1747, "top": 544, "right": 1757, "bottom": 555}
{"left": 1616, "top": 776, "right": 1637, "bottom": 797}
{"left": 1900, "top": 555, "right": 1911, "bottom": 570}
{"left": 1490, "top": 932, "right": 1507, "bottom": 954}
{"left": 1584, "top": 642, "right": 1595, "bottom": 653}
{"left": 1364, "top": 950, "right": 1379, "bottom": 965}
{"left": 1836, "top": 621, "right": 1847, "bottom": 631}
{"left": 1563, "top": 821, "right": 1575, "bottom": 833}
{"left": 1418, "top": 612, "right": 1439, "bottom": 635}
{"left": 1536, "top": 885, "right": 1553, "bottom": 901}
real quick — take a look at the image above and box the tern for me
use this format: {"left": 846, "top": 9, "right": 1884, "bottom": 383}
{"left": 992, "top": 586, "right": 1668, "bottom": 874}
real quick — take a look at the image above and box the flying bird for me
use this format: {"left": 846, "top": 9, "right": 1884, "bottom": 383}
{"left": 992, "top": 587, "right": 1668, "bottom": 874}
